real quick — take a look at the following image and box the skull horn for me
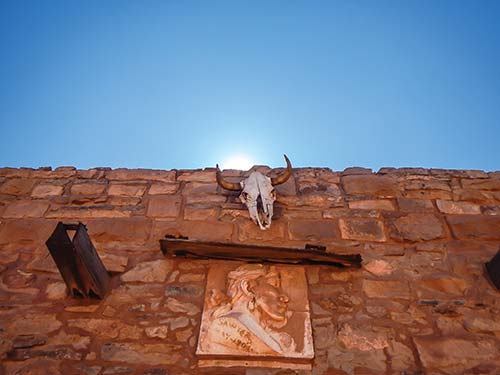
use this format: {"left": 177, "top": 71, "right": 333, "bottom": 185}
{"left": 271, "top": 154, "right": 293, "bottom": 186}
{"left": 215, "top": 164, "right": 242, "bottom": 191}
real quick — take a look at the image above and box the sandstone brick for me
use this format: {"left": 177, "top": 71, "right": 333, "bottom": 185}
{"left": 362, "top": 280, "right": 411, "bottom": 299}
{"left": 482, "top": 205, "right": 500, "bottom": 215}
{"left": 108, "top": 183, "right": 147, "bottom": 197}
{"left": 86, "top": 218, "right": 152, "bottom": 246}
{"left": 464, "top": 317, "right": 500, "bottom": 333}
{"left": 436, "top": 200, "right": 481, "bottom": 214}
{"left": 148, "top": 183, "right": 179, "bottom": 195}
{"left": 238, "top": 220, "right": 286, "bottom": 242}
{"left": 403, "top": 189, "right": 452, "bottom": 200}
{"left": 71, "top": 182, "right": 107, "bottom": 195}
{"left": 414, "top": 336, "right": 498, "bottom": 372}
{"left": 461, "top": 178, "right": 500, "bottom": 190}
{"left": 7, "top": 314, "right": 62, "bottom": 335}
{"left": 145, "top": 326, "right": 169, "bottom": 339}
{"left": 447, "top": 215, "right": 500, "bottom": 240}
{"left": 397, "top": 197, "right": 434, "bottom": 212}
{"left": 165, "top": 297, "right": 200, "bottom": 315}
{"left": 0, "top": 167, "right": 33, "bottom": 178}
{"left": 106, "top": 168, "right": 176, "bottom": 182}
{"left": 339, "top": 218, "right": 386, "bottom": 242}
{"left": 364, "top": 260, "right": 394, "bottom": 276}
{"left": 183, "top": 206, "right": 218, "bottom": 220}
{"left": 31, "top": 184, "right": 64, "bottom": 198}
{"left": 403, "top": 179, "right": 451, "bottom": 191}
{"left": 46, "top": 282, "right": 68, "bottom": 300}
{"left": 2, "top": 200, "right": 49, "bottom": 218}
{"left": 390, "top": 214, "right": 445, "bottom": 242}
{"left": 121, "top": 259, "right": 173, "bottom": 283}
{"left": 417, "top": 275, "right": 468, "bottom": 296}
{"left": 342, "top": 175, "right": 400, "bottom": 197}
{"left": 0, "top": 178, "right": 36, "bottom": 195}
{"left": 181, "top": 220, "right": 233, "bottom": 242}
{"left": 0, "top": 219, "right": 57, "bottom": 246}
{"left": 177, "top": 169, "right": 214, "bottom": 182}
{"left": 348, "top": 199, "right": 395, "bottom": 211}
{"left": 342, "top": 167, "right": 373, "bottom": 175}
{"left": 288, "top": 220, "right": 339, "bottom": 240}
{"left": 45, "top": 206, "right": 131, "bottom": 219}
{"left": 146, "top": 195, "right": 182, "bottom": 218}
{"left": 453, "top": 188, "right": 500, "bottom": 204}
{"left": 100, "top": 253, "right": 129, "bottom": 273}
{"left": 68, "top": 319, "right": 141, "bottom": 339}
{"left": 101, "top": 342, "right": 181, "bottom": 365}
{"left": 378, "top": 167, "right": 429, "bottom": 175}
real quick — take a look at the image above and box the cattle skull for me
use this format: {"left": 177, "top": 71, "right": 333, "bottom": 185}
{"left": 216, "top": 155, "right": 292, "bottom": 230}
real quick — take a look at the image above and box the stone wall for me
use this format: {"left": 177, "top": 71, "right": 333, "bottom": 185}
{"left": 0, "top": 165, "right": 499, "bottom": 375}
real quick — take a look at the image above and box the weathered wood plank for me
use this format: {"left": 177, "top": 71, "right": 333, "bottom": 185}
{"left": 46, "top": 222, "right": 110, "bottom": 298}
{"left": 160, "top": 237, "right": 362, "bottom": 268}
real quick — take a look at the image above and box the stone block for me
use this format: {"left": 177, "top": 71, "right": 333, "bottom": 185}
{"left": 339, "top": 218, "right": 386, "bottom": 242}
{"left": 71, "top": 182, "right": 107, "bottom": 195}
{"left": 108, "top": 184, "right": 147, "bottom": 197}
{"left": 86, "top": 218, "right": 152, "bottom": 246}
{"left": 2, "top": 200, "right": 50, "bottom": 218}
{"left": 106, "top": 169, "right": 176, "bottom": 182}
{"left": 403, "top": 189, "right": 452, "bottom": 200}
{"left": 414, "top": 336, "right": 498, "bottom": 372}
{"left": 0, "top": 219, "right": 57, "bottom": 246}
{"left": 177, "top": 169, "right": 214, "bottom": 182}
{"left": 436, "top": 200, "right": 481, "bottom": 214}
{"left": 403, "top": 179, "right": 451, "bottom": 191}
{"left": 348, "top": 199, "right": 395, "bottom": 211}
{"left": 45, "top": 206, "right": 131, "bottom": 219}
{"left": 181, "top": 220, "right": 234, "bottom": 242}
{"left": 461, "top": 178, "right": 500, "bottom": 190}
{"left": 288, "top": 220, "right": 339, "bottom": 240}
{"left": 341, "top": 175, "right": 400, "bottom": 197}
{"left": 396, "top": 197, "right": 434, "bottom": 212}
{"left": 31, "top": 184, "right": 64, "bottom": 198}
{"left": 121, "top": 259, "right": 173, "bottom": 283}
{"left": 7, "top": 314, "right": 62, "bottom": 335}
{"left": 101, "top": 342, "right": 181, "bottom": 365}
{"left": 183, "top": 206, "right": 218, "bottom": 220}
{"left": 68, "top": 319, "right": 141, "bottom": 339}
{"left": 417, "top": 275, "right": 468, "bottom": 296}
{"left": 447, "top": 215, "right": 500, "bottom": 240}
{"left": 148, "top": 183, "right": 179, "bottom": 195}
{"left": 0, "top": 178, "right": 36, "bottom": 195}
{"left": 146, "top": 195, "right": 182, "bottom": 218}
{"left": 341, "top": 167, "right": 373, "bottom": 175}
{"left": 46, "top": 282, "right": 68, "bottom": 300}
{"left": 389, "top": 214, "right": 445, "bottom": 242}
{"left": 362, "top": 280, "right": 411, "bottom": 299}
{"left": 238, "top": 220, "right": 286, "bottom": 242}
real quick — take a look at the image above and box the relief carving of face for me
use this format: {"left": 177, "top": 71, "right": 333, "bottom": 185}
{"left": 252, "top": 275, "right": 290, "bottom": 329}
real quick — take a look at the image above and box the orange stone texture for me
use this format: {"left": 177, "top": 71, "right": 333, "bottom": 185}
{"left": 0, "top": 165, "right": 499, "bottom": 374}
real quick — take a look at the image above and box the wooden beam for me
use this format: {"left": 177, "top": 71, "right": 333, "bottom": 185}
{"left": 46, "top": 222, "right": 110, "bottom": 299}
{"left": 160, "top": 237, "right": 362, "bottom": 268}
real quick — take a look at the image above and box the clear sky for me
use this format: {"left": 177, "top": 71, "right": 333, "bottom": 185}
{"left": 1, "top": 1, "right": 499, "bottom": 171}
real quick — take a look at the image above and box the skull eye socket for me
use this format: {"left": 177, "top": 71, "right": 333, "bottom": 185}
{"left": 271, "top": 189, "right": 276, "bottom": 199}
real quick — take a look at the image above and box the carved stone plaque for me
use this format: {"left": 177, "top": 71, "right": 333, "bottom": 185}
{"left": 196, "top": 263, "right": 314, "bottom": 369}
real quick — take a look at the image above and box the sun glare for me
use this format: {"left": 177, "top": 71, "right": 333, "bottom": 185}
{"left": 220, "top": 156, "right": 254, "bottom": 170}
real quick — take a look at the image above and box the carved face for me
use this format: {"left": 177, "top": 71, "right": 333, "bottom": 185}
{"left": 252, "top": 276, "right": 290, "bottom": 328}
{"left": 239, "top": 172, "right": 276, "bottom": 230}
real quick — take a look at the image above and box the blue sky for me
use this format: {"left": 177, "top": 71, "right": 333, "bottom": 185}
{"left": 1, "top": 1, "right": 499, "bottom": 171}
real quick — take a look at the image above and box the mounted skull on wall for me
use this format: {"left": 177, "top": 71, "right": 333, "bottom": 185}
{"left": 216, "top": 155, "right": 292, "bottom": 230}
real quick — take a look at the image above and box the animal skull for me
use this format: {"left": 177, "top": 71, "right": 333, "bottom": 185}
{"left": 216, "top": 155, "right": 292, "bottom": 230}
